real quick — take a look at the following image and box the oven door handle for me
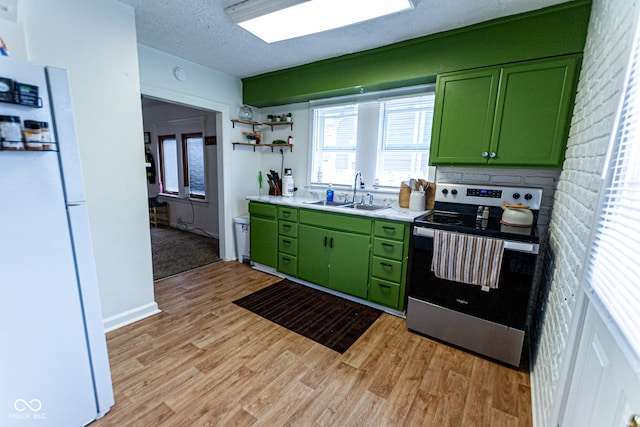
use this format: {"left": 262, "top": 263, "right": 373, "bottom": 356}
{"left": 413, "top": 226, "right": 539, "bottom": 254}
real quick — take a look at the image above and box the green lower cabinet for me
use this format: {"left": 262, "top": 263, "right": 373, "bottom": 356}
{"left": 298, "top": 223, "right": 370, "bottom": 299}
{"left": 249, "top": 207, "right": 277, "bottom": 268}
{"left": 298, "top": 224, "right": 331, "bottom": 287}
{"left": 368, "top": 219, "right": 410, "bottom": 311}
{"left": 369, "top": 278, "right": 401, "bottom": 308}
{"left": 370, "top": 256, "right": 403, "bottom": 283}
{"left": 278, "top": 253, "right": 297, "bottom": 276}
{"left": 277, "top": 206, "right": 299, "bottom": 276}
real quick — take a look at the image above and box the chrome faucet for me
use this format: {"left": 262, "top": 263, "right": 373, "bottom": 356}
{"left": 353, "top": 171, "right": 362, "bottom": 203}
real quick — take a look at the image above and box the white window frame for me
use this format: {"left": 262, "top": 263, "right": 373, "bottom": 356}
{"left": 309, "top": 85, "right": 435, "bottom": 190}
{"left": 155, "top": 117, "right": 207, "bottom": 200}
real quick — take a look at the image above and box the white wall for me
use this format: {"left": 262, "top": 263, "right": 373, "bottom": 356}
{"left": 11, "top": 0, "right": 159, "bottom": 330}
{"left": 142, "top": 102, "right": 219, "bottom": 237}
{"left": 530, "top": 0, "right": 640, "bottom": 425}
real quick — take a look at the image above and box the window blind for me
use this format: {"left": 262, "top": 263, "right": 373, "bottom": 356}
{"left": 310, "top": 104, "right": 358, "bottom": 185}
{"left": 587, "top": 17, "right": 640, "bottom": 359}
{"left": 376, "top": 94, "right": 434, "bottom": 187}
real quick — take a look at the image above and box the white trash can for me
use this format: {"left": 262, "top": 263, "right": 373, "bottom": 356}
{"left": 233, "top": 215, "right": 250, "bottom": 263}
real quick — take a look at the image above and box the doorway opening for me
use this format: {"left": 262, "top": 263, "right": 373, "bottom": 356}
{"left": 141, "top": 95, "right": 222, "bottom": 279}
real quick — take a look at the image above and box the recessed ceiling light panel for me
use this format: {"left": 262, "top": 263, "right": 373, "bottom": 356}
{"left": 226, "top": 0, "right": 420, "bottom": 43}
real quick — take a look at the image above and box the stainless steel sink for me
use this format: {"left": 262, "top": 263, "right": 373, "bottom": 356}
{"left": 340, "top": 203, "right": 389, "bottom": 211}
{"left": 305, "top": 200, "right": 349, "bottom": 207}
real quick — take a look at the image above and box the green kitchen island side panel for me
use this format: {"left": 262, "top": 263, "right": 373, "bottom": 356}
{"left": 430, "top": 68, "right": 500, "bottom": 165}
{"left": 488, "top": 57, "right": 579, "bottom": 168}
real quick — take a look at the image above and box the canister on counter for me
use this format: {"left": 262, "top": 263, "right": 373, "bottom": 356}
{"left": 0, "top": 115, "right": 24, "bottom": 150}
{"left": 23, "top": 120, "right": 42, "bottom": 150}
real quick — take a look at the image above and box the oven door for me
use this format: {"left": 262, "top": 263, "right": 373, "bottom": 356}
{"left": 407, "top": 226, "right": 538, "bottom": 330}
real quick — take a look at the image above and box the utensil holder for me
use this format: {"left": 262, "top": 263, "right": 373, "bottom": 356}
{"left": 269, "top": 179, "right": 282, "bottom": 196}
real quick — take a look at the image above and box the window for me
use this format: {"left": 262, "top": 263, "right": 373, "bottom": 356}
{"left": 182, "top": 133, "right": 205, "bottom": 199}
{"left": 587, "top": 19, "right": 640, "bottom": 360}
{"left": 376, "top": 95, "right": 434, "bottom": 187}
{"left": 159, "top": 135, "right": 179, "bottom": 195}
{"left": 157, "top": 129, "right": 206, "bottom": 199}
{"left": 310, "top": 104, "right": 358, "bottom": 185}
{"left": 310, "top": 89, "right": 434, "bottom": 188}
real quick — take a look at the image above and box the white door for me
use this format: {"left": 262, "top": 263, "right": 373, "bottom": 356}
{"left": 562, "top": 302, "right": 640, "bottom": 427}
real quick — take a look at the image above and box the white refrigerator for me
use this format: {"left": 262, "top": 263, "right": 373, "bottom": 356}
{"left": 0, "top": 57, "right": 114, "bottom": 425}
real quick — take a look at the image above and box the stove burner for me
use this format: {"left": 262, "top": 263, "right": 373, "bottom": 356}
{"left": 431, "top": 215, "right": 463, "bottom": 226}
{"left": 424, "top": 211, "right": 464, "bottom": 226}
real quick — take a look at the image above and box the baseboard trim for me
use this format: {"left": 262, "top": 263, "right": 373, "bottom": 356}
{"left": 103, "top": 302, "right": 161, "bottom": 333}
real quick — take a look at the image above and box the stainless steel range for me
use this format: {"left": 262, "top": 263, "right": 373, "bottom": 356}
{"left": 406, "top": 183, "right": 543, "bottom": 367}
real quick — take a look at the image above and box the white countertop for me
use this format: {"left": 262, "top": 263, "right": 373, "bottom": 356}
{"left": 246, "top": 194, "right": 429, "bottom": 222}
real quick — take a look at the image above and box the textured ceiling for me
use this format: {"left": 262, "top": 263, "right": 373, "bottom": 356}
{"left": 119, "top": 0, "right": 571, "bottom": 79}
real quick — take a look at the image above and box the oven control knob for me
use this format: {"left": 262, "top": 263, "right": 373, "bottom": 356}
{"left": 512, "top": 192, "right": 521, "bottom": 200}
{"left": 525, "top": 193, "right": 533, "bottom": 200}
{"left": 451, "top": 189, "right": 458, "bottom": 195}
{"left": 442, "top": 189, "right": 448, "bottom": 195}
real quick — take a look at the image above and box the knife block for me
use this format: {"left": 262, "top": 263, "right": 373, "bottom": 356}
{"left": 269, "top": 179, "right": 282, "bottom": 196}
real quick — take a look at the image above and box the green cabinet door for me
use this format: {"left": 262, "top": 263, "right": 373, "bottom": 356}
{"left": 250, "top": 216, "right": 277, "bottom": 267}
{"left": 430, "top": 56, "right": 579, "bottom": 168}
{"left": 430, "top": 68, "right": 500, "bottom": 165}
{"left": 298, "top": 224, "right": 330, "bottom": 287}
{"left": 328, "top": 230, "right": 370, "bottom": 299}
{"left": 489, "top": 57, "right": 578, "bottom": 168}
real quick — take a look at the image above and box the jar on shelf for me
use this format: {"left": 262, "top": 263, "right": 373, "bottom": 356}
{"left": 23, "top": 120, "right": 43, "bottom": 150}
{"left": 238, "top": 105, "right": 253, "bottom": 121}
{"left": 0, "top": 115, "right": 23, "bottom": 150}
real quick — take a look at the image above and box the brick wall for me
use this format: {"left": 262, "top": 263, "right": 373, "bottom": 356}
{"left": 529, "top": 1, "right": 639, "bottom": 426}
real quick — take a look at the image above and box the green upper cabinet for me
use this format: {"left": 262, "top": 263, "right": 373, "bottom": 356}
{"left": 430, "top": 69, "right": 500, "bottom": 165}
{"left": 430, "top": 56, "right": 580, "bottom": 169}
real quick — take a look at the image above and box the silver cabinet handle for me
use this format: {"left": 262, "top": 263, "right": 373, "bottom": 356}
{"left": 489, "top": 152, "right": 496, "bottom": 158}
{"left": 629, "top": 415, "right": 640, "bottom": 427}
{"left": 481, "top": 151, "right": 489, "bottom": 158}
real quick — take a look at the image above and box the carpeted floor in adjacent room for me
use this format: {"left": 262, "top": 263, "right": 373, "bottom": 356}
{"left": 150, "top": 226, "right": 220, "bottom": 280}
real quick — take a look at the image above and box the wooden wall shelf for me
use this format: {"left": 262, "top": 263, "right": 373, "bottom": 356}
{"left": 232, "top": 142, "right": 293, "bottom": 152}
{"left": 231, "top": 119, "right": 294, "bottom": 131}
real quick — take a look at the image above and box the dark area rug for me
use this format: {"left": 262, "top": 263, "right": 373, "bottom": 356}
{"left": 150, "top": 226, "right": 220, "bottom": 280}
{"left": 233, "top": 279, "right": 383, "bottom": 353}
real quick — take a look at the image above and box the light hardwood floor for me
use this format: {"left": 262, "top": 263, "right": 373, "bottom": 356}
{"left": 92, "top": 261, "right": 532, "bottom": 426}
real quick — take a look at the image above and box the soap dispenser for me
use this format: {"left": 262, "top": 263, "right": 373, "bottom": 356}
{"left": 326, "top": 184, "right": 334, "bottom": 202}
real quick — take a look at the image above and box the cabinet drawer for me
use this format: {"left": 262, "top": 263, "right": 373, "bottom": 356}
{"left": 278, "top": 236, "right": 298, "bottom": 255}
{"left": 300, "top": 210, "right": 371, "bottom": 234}
{"left": 374, "top": 220, "right": 406, "bottom": 241}
{"left": 249, "top": 202, "right": 276, "bottom": 218}
{"left": 278, "top": 207, "right": 298, "bottom": 222}
{"left": 279, "top": 221, "right": 298, "bottom": 237}
{"left": 371, "top": 256, "right": 403, "bottom": 283}
{"left": 369, "top": 278, "right": 400, "bottom": 309}
{"left": 278, "top": 253, "right": 297, "bottom": 276}
{"left": 372, "top": 238, "right": 404, "bottom": 261}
